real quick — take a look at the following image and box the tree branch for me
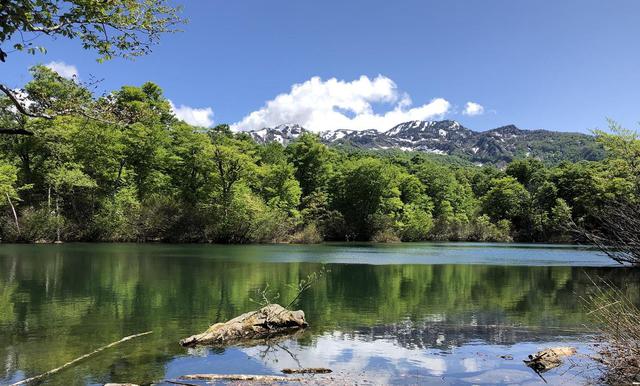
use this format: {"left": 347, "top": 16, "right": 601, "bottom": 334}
{"left": 0, "top": 83, "right": 54, "bottom": 120}
{"left": 26, "top": 22, "right": 67, "bottom": 34}
{"left": 0, "top": 128, "right": 34, "bottom": 136}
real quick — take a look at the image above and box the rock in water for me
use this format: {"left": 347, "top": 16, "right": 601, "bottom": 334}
{"left": 524, "top": 347, "right": 577, "bottom": 372}
{"left": 180, "top": 304, "right": 308, "bottom": 347}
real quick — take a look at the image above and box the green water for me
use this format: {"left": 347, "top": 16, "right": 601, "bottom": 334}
{"left": 0, "top": 243, "right": 636, "bottom": 385}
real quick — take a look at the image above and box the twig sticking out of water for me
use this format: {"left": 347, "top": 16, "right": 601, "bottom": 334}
{"left": 10, "top": 331, "right": 153, "bottom": 385}
{"left": 249, "top": 267, "right": 330, "bottom": 311}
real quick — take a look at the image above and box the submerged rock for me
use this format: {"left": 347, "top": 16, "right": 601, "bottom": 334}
{"left": 180, "top": 304, "right": 308, "bottom": 347}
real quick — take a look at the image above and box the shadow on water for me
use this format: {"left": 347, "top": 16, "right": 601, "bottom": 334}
{"left": 0, "top": 243, "right": 636, "bottom": 384}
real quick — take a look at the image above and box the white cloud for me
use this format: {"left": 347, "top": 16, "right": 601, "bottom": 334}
{"left": 169, "top": 100, "right": 214, "bottom": 127}
{"left": 45, "top": 61, "right": 79, "bottom": 79}
{"left": 232, "top": 75, "right": 450, "bottom": 132}
{"left": 462, "top": 101, "right": 484, "bottom": 116}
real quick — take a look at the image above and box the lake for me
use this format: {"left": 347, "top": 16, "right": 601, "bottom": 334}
{"left": 0, "top": 243, "right": 636, "bottom": 385}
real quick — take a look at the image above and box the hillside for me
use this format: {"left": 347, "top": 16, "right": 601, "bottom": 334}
{"left": 247, "top": 120, "right": 604, "bottom": 164}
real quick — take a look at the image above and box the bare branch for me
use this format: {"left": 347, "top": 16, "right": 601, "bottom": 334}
{"left": 0, "top": 83, "right": 54, "bottom": 120}
{"left": 572, "top": 199, "right": 640, "bottom": 266}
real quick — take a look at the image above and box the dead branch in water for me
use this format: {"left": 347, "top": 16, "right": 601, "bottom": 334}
{"left": 165, "top": 381, "right": 199, "bottom": 386}
{"left": 180, "top": 374, "right": 303, "bottom": 382}
{"left": 10, "top": 331, "right": 153, "bottom": 385}
{"left": 179, "top": 304, "right": 307, "bottom": 347}
{"left": 282, "top": 368, "right": 332, "bottom": 374}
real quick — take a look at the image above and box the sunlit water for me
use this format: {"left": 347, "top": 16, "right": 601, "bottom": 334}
{"left": 0, "top": 243, "right": 635, "bottom": 385}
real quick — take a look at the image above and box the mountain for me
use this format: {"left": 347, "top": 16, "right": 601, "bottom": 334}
{"left": 247, "top": 120, "right": 604, "bottom": 164}
{"left": 246, "top": 123, "right": 305, "bottom": 144}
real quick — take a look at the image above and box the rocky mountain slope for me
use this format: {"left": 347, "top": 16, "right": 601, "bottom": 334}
{"left": 247, "top": 120, "right": 603, "bottom": 164}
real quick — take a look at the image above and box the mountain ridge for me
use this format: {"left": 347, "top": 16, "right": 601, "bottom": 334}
{"left": 245, "top": 120, "right": 604, "bottom": 165}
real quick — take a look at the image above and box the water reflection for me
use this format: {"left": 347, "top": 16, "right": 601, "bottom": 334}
{"left": 0, "top": 244, "right": 635, "bottom": 385}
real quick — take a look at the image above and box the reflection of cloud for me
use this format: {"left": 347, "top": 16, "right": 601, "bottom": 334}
{"left": 242, "top": 332, "right": 447, "bottom": 378}
{"left": 462, "top": 357, "right": 479, "bottom": 372}
{"left": 170, "top": 335, "right": 595, "bottom": 385}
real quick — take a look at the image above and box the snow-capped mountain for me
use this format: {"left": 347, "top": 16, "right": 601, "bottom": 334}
{"left": 246, "top": 120, "right": 602, "bottom": 164}
{"left": 247, "top": 124, "right": 305, "bottom": 144}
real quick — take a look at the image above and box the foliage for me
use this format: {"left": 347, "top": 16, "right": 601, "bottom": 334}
{"left": 0, "top": 70, "right": 638, "bottom": 243}
{"left": 0, "top": 0, "right": 184, "bottom": 62}
{"left": 290, "top": 223, "right": 323, "bottom": 244}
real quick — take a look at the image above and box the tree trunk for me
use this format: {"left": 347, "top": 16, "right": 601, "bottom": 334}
{"left": 5, "top": 192, "right": 19, "bottom": 234}
{"left": 55, "top": 195, "right": 61, "bottom": 243}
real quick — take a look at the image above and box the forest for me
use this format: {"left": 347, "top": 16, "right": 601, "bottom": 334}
{"left": 0, "top": 66, "right": 638, "bottom": 244}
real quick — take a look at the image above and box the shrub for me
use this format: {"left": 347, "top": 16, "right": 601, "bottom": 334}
{"left": 398, "top": 204, "right": 433, "bottom": 241}
{"left": 94, "top": 187, "right": 141, "bottom": 241}
{"left": 249, "top": 206, "right": 295, "bottom": 243}
{"left": 138, "top": 195, "right": 183, "bottom": 242}
{"left": 372, "top": 229, "right": 401, "bottom": 243}
{"left": 471, "top": 215, "right": 512, "bottom": 242}
{"left": 10, "top": 207, "right": 61, "bottom": 242}
{"left": 289, "top": 223, "right": 323, "bottom": 244}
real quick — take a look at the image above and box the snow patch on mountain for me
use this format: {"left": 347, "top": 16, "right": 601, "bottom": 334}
{"left": 245, "top": 120, "right": 600, "bottom": 164}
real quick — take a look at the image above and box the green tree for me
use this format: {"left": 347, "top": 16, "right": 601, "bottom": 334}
{"left": 595, "top": 120, "right": 640, "bottom": 193}
{"left": 331, "top": 158, "right": 402, "bottom": 240}
{"left": 113, "top": 83, "right": 173, "bottom": 198}
{"left": 506, "top": 158, "right": 544, "bottom": 188}
{"left": 167, "top": 124, "right": 214, "bottom": 205}
{"left": 286, "top": 133, "right": 332, "bottom": 197}
{"left": 1, "top": 2, "right": 183, "bottom": 127}
{"left": 551, "top": 162, "right": 600, "bottom": 221}
{"left": 259, "top": 162, "right": 302, "bottom": 215}
{"left": 398, "top": 203, "right": 433, "bottom": 241}
{"left": 482, "top": 176, "right": 530, "bottom": 223}
{"left": 0, "top": 161, "right": 22, "bottom": 234}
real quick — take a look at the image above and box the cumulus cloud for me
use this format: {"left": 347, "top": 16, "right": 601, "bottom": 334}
{"left": 169, "top": 100, "right": 214, "bottom": 127}
{"left": 45, "top": 61, "right": 79, "bottom": 79}
{"left": 232, "top": 75, "right": 450, "bottom": 132}
{"left": 462, "top": 101, "right": 484, "bottom": 116}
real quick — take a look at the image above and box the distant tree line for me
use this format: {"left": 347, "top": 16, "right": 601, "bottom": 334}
{"left": 0, "top": 66, "right": 637, "bottom": 243}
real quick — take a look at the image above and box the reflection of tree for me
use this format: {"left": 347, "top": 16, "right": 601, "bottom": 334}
{"left": 0, "top": 245, "right": 637, "bottom": 384}
{"left": 339, "top": 322, "right": 591, "bottom": 350}
{"left": 254, "top": 339, "right": 303, "bottom": 369}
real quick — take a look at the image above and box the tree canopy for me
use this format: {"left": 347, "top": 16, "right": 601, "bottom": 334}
{"left": 0, "top": 0, "right": 184, "bottom": 129}
{"left": 0, "top": 68, "right": 637, "bottom": 244}
{"left": 0, "top": 0, "right": 183, "bottom": 62}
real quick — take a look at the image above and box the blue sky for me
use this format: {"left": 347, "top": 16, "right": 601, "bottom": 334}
{"left": 3, "top": 0, "right": 640, "bottom": 133}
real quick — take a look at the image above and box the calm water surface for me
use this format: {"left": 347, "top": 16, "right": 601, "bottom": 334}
{"left": 0, "top": 243, "right": 636, "bottom": 385}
